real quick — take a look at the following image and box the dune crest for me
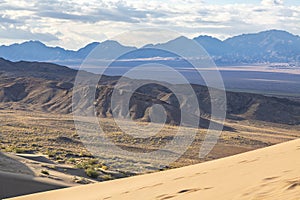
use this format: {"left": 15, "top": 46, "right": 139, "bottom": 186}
{"left": 8, "top": 138, "right": 300, "bottom": 200}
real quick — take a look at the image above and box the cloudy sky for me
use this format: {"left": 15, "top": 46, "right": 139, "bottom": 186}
{"left": 1, "top": 0, "right": 300, "bottom": 49}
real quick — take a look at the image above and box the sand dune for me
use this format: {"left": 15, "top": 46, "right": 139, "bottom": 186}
{"left": 8, "top": 138, "right": 300, "bottom": 200}
{"left": 0, "top": 152, "right": 92, "bottom": 199}
{"left": 0, "top": 153, "right": 69, "bottom": 199}
{"left": 0, "top": 170, "right": 67, "bottom": 199}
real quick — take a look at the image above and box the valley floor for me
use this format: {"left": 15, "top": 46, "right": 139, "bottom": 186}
{"left": 0, "top": 110, "right": 299, "bottom": 198}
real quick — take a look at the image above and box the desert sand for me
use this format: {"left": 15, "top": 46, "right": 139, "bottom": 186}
{"left": 0, "top": 170, "right": 66, "bottom": 199}
{"left": 0, "top": 152, "right": 94, "bottom": 199}
{"left": 7, "top": 138, "right": 300, "bottom": 200}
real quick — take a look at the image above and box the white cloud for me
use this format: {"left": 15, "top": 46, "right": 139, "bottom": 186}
{"left": 0, "top": 26, "right": 59, "bottom": 41}
{"left": 261, "top": 0, "right": 284, "bottom": 6}
{"left": 0, "top": 0, "right": 299, "bottom": 49}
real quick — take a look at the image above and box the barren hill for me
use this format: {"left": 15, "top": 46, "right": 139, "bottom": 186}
{"left": 0, "top": 58, "right": 300, "bottom": 126}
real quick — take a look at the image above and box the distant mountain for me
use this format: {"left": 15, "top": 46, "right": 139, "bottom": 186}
{"left": 77, "top": 42, "right": 100, "bottom": 59}
{"left": 223, "top": 30, "right": 300, "bottom": 63}
{"left": 0, "top": 30, "right": 300, "bottom": 65}
{"left": 91, "top": 40, "right": 136, "bottom": 59}
{"left": 194, "top": 35, "right": 233, "bottom": 57}
{"left": 143, "top": 36, "right": 207, "bottom": 58}
{"left": 0, "top": 41, "right": 75, "bottom": 61}
{"left": 0, "top": 40, "right": 136, "bottom": 64}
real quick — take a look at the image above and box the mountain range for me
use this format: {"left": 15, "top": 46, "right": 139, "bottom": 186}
{"left": 0, "top": 30, "right": 300, "bottom": 66}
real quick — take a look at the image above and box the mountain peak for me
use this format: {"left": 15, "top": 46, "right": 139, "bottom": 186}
{"left": 0, "top": 30, "right": 299, "bottom": 64}
{"left": 77, "top": 42, "right": 100, "bottom": 53}
{"left": 194, "top": 35, "right": 219, "bottom": 40}
{"left": 101, "top": 40, "right": 125, "bottom": 47}
{"left": 169, "top": 36, "right": 190, "bottom": 43}
{"left": 20, "top": 40, "right": 46, "bottom": 47}
{"left": 260, "top": 29, "right": 292, "bottom": 35}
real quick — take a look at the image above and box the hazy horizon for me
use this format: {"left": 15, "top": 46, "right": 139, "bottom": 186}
{"left": 0, "top": 29, "right": 298, "bottom": 51}
{"left": 1, "top": 0, "right": 300, "bottom": 49}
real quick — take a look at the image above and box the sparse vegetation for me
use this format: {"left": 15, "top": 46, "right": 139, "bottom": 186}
{"left": 75, "top": 158, "right": 102, "bottom": 169}
{"left": 4, "top": 146, "right": 35, "bottom": 154}
{"left": 87, "top": 159, "right": 98, "bottom": 165}
{"left": 101, "top": 165, "right": 108, "bottom": 170}
{"left": 14, "top": 147, "right": 27, "bottom": 154}
{"left": 0, "top": 110, "right": 299, "bottom": 178}
{"left": 85, "top": 168, "right": 99, "bottom": 179}
{"left": 73, "top": 176, "right": 91, "bottom": 184}
{"left": 46, "top": 150, "right": 57, "bottom": 158}
{"left": 101, "top": 174, "right": 113, "bottom": 181}
{"left": 68, "top": 158, "right": 76, "bottom": 164}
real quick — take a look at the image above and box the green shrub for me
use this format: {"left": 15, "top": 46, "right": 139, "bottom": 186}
{"left": 101, "top": 165, "right": 108, "bottom": 170}
{"left": 68, "top": 158, "right": 76, "bottom": 164}
{"left": 16, "top": 147, "right": 35, "bottom": 154}
{"left": 85, "top": 168, "right": 99, "bottom": 178}
{"left": 102, "top": 174, "right": 112, "bottom": 181}
{"left": 76, "top": 162, "right": 88, "bottom": 169}
{"left": 14, "top": 147, "right": 28, "bottom": 153}
{"left": 46, "top": 150, "right": 56, "bottom": 158}
{"left": 75, "top": 158, "right": 102, "bottom": 169}
{"left": 87, "top": 159, "right": 98, "bottom": 165}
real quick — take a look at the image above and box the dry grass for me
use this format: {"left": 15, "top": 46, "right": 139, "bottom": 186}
{"left": 0, "top": 109, "right": 299, "bottom": 173}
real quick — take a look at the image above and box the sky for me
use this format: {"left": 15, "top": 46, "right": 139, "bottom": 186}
{"left": 0, "top": 0, "right": 300, "bottom": 49}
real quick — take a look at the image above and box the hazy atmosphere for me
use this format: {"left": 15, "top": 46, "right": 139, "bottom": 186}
{"left": 1, "top": 0, "right": 300, "bottom": 48}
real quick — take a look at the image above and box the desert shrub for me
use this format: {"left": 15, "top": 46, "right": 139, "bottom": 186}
{"left": 46, "top": 150, "right": 57, "bottom": 158}
{"left": 79, "top": 151, "right": 93, "bottom": 157}
{"left": 85, "top": 168, "right": 99, "bottom": 178}
{"left": 55, "top": 156, "right": 63, "bottom": 161}
{"left": 87, "top": 159, "right": 98, "bottom": 165}
{"left": 76, "top": 162, "right": 89, "bottom": 169}
{"left": 101, "top": 174, "right": 112, "bottom": 181}
{"left": 14, "top": 147, "right": 28, "bottom": 153}
{"left": 4, "top": 146, "right": 34, "bottom": 154}
{"left": 101, "top": 165, "right": 108, "bottom": 170}
{"left": 75, "top": 158, "right": 103, "bottom": 169}
{"left": 73, "top": 176, "right": 90, "bottom": 184}
{"left": 68, "top": 158, "right": 76, "bottom": 164}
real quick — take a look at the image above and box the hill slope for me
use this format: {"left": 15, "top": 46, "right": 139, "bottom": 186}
{"left": 0, "top": 58, "right": 300, "bottom": 126}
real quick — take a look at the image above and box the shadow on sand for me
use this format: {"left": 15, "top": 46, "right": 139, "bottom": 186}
{"left": 0, "top": 152, "right": 66, "bottom": 199}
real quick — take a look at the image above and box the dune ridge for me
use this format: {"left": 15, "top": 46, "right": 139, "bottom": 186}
{"left": 0, "top": 170, "right": 67, "bottom": 199}
{"left": 8, "top": 138, "right": 300, "bottom": 200}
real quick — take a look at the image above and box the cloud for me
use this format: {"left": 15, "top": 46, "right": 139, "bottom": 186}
{"left": 261, "top": 0, "right": 284, "bottom": 6}
{"left": 37, "top": 11, "right": 100, "bottom": 23}
{"left": 33, "top": 0, "right": 166, "bottom": 24}
{"left": 0, "top": 15, "right": 19, "bottom": 24}
{"left": 0, "top": 26, "right": 59, "bottom": 41}
{"left": 0, "top": 0, "right": 299, "bottom": 49}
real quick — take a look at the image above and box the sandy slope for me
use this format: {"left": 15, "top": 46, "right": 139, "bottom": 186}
{"left": 0, "top": 152, "right": 91, "bottom": 199}
{"left": 8, "top": 139, "right": 300, "bottom": 200}
{"left": 0, "top": 170, "right": 67, "bottom": 199}
{"left": 0, "top": 153, "right": 69, "bottom": 199}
